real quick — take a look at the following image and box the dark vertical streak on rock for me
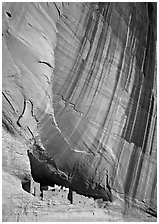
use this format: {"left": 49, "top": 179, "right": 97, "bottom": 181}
{"left": 124, "top": 147, "right": 139, "bottom": 196}
{"left": 75, "top": 16, "right": 100, "bottom": 108}
{"left": 131, "top": 153, "right": 144, "bottom": 199}
{"left": 76, "top": 5, "right": 108, "bottom": 110}
{"left": 142, "top": 95, "right": 154, "bottom": 153}
{"left": 149, "top": 116, "right": 156, "bottom": 155}
{"left": 60, "top": 9, "right": 93, "bottom": 100}
{"left": 2, "top": 2, "right": 157, "bottom": 211}
{"left": 150, "top": 168, "right": 157, "bottom": 203}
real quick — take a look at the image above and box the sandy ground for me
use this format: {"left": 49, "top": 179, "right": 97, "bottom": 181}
{"left": 2, "top": 129, "right": 157, "bottom": 222}
{"left": 3, "top": 186, "right": 157, "bottom": 222}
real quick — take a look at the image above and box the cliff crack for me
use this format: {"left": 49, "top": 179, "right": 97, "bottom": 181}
{"left": 29, "top": 99, "right": 39, "bottom": 123}
{"left": 54, "top": 3, "right": 61, "bottom": 17}
{"left": 38, "top": 60, "right": 53, "bottom": 69}
{"left": 2, "top": 91, "right": 16, "bottom": 113}
{"left": 28, "top": 23, "right": 33, "bottom": 27}
{"left": 43, "top": 74, "right": 50, "bottom": 84}
{"left": 17, "top": 98, "right": 39, "bottom": 128}
{"left": 6, "top": 11, "right": 11, "bottom": 18}
{"left": 55, "top": 94, "right": 84, "bottom": 115}
{"left": 16, "top": 98, "right": 26, "bottom": 127}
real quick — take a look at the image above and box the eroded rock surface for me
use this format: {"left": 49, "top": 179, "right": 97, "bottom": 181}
{"left": 2, "top": 2, "right": 157, "bottom": 218}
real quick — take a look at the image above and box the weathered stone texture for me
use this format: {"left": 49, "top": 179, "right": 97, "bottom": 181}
{"left": 2, "top": 2, "right": 157, "bottom": 212}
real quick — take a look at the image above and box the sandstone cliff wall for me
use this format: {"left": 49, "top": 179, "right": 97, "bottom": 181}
{"left": 2, "top": 2, "right": 157, "bottom": 211}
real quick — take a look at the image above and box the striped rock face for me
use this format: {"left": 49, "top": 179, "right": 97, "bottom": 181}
{"left": 2, "top": 2, "right": 157, "bottom": 211}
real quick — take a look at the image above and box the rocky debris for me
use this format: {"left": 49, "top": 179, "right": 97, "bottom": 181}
{"left": 3, "top": 182, "right": 157, "bottom": 222}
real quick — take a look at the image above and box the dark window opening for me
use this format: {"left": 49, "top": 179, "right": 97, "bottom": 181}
{"left": 21, "top": 179, "right": 31, "bottom": 193}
